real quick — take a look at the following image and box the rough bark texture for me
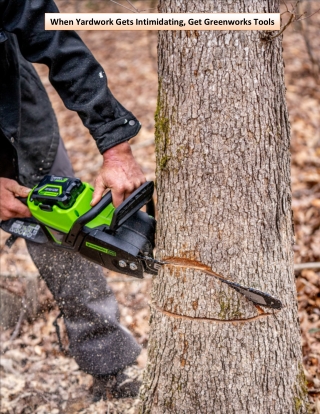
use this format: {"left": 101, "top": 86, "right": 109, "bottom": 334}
{"left": 140, "top": 1, "right": 309, "bottom": 413}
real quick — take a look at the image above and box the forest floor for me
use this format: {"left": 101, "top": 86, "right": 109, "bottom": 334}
{"left": 0, "top": 1, "right": 320, "bottom": 413}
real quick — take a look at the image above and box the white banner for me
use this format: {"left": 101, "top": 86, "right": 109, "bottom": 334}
{"left": 45, "top": 13, "right": 280, "bottom": 31}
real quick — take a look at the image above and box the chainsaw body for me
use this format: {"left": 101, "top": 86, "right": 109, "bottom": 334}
{"left": 1, "top": 175, "right": 158, "bottom": 278}
{"left": 1, "top": 176, "right": 284, "bottom": 309}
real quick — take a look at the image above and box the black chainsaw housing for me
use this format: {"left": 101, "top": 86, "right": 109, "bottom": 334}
{"left": 78, "top": 211, "right": 156, "bottom": 278}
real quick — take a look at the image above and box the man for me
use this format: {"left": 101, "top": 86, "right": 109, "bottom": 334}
{"left": 0, "top": 0, "right": 145, "bottom": 401}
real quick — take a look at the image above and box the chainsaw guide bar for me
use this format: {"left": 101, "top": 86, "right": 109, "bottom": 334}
{"left": 1, "top": 175, "right": 283, "bottom": 310}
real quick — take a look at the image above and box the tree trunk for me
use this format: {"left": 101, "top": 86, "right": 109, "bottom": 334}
{"left": 140, "top": 1, "right": 309, "bottom": 413}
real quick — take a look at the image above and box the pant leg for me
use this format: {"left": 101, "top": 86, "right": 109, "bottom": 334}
{"left": 49, "top": 137, "right": 74, "bottom": 177}
{"left": 26, "top": 241, "right": 141, "bottom": 376}
{"left": 26, "top": 138, "right": 141, "bottom": 376}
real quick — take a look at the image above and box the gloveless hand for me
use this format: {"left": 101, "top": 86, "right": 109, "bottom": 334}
{"left": 0, "top": 178, "right": 31, "bottom": 220}
{"left": 91, "top": 142, "right": 146, "bottom": 208}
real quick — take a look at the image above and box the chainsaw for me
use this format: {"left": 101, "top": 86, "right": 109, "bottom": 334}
{"left": 0, "top": 175, "right": 282, "bottom": 310}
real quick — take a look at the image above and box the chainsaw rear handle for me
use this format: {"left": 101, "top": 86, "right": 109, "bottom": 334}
{"left": 64, "top": 181, "right": 154, "bottom": 247}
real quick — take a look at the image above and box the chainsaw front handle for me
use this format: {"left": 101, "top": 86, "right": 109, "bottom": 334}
{"left": 64, "top": 191, "right": 113, "bottom": 247}
{"left": 109, "top": 181, "right": 154, "bottom": 231}
{"left": 17, "top": 196, "right": 28, "bottom": 206}
{"left": 64, "top": 181, "right": 154, "bottom": 247}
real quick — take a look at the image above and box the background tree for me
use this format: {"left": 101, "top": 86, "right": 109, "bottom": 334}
{"left": 140, "top": 1, "right": 309, "bottom": 413}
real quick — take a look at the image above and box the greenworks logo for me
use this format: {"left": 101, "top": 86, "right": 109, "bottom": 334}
{"left": 86, "top": 242, "right": 116, "bottom": 256}
{"left": 52, "top": 177, "right": 68, "bottom": 182}
{"left": 39, "top": 185, "right": 62, "bottom": 196}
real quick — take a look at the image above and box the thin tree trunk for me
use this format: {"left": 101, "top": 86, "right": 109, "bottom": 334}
{"left": 140, "top": 1, "right": 309, "bottom": 413}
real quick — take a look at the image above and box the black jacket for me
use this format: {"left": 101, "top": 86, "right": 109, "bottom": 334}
{"left": 0, "top": 0, "right": 141, "bottom": 187}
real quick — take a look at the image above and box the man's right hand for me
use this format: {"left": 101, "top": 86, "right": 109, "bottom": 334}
{"left": 0, "top": 178, "right": 31, "bottom": 221}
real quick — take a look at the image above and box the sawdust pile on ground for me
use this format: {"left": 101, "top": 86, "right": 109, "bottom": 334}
{"left": 1, "top": 1, "right": 320, "bottom": 412}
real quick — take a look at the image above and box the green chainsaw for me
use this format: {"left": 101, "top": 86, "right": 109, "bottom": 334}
{"left": 0, "top": 175, "right": 282, "bottom": 310}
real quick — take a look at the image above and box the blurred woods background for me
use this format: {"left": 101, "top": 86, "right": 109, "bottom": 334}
{"left": 0, "top": 0, "right": 319, "bottom": 412}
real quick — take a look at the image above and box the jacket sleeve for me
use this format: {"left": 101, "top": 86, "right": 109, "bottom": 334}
{"left": 0, "top": 0, "right": 141, "bottom": 153}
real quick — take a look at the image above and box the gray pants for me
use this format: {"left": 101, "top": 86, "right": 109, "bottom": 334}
{"left": 26, "top": 139, "right": 140, "bottom": 376}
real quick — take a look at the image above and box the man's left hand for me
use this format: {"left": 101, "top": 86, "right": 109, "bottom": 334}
{"left": 91, "top": 142, "right": 146, "bottom": 208}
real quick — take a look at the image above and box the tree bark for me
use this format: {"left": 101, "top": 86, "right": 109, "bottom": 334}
{"left": 140, "top": 1, "right": 309, "bottom": 413}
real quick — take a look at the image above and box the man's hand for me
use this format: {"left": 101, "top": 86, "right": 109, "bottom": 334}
{"left": 0, "top": 178, "right": 31, "bottom": 221}
{"left": 91, "top": 142, "right": 146, "bottom": 208}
